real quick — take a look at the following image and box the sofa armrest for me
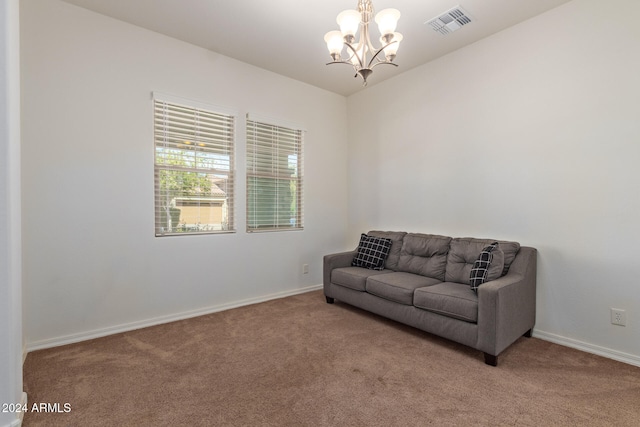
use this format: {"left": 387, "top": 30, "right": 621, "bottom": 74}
{"left": 323, "top": 251, "right": 357, "bottom": 289}
{"left": 476, "top": 246, "right": 537, "bottom": 356}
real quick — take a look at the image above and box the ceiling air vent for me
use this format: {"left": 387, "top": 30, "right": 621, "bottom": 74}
{"left": 426, "top": 6, "right": 472, "bottom": 35}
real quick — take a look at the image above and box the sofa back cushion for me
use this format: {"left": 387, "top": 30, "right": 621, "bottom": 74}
{"left": 397, "top": 233, "right": 452, "bottom": 281}
{"left": 445, "top": 238, "right": 520, "bottom": 284}
{"left": 368, "top": 231, "right": 407, "bottom": 271}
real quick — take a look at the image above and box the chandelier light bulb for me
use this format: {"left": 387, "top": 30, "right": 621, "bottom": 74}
{"left": 381, "top": 32, "right": 403, "bottom": 60}
{"left": 336, "top": 9, "right": 361, "bottom": 41}
{"left": 375, "top": 8, "right": 400, "bottom": 37}
{"left": 324, "top": 30, "right": 344, "bottom": 58}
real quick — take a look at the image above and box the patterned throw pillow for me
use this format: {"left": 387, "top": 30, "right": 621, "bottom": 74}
{"left": 352, "top": 234, "right": 392, "bottom": 270}
{"left": 470, "top": 242, "right": 499, "bottom": 293}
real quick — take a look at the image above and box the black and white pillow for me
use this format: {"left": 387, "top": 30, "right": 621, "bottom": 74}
{"left": 470, "top": 242, "right": 499, "bottom": 293}
{"left": 352, "top": 234, "right": 392, "bottom": 270}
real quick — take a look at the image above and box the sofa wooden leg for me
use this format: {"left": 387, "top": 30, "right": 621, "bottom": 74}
{"left": 484, "top": 353, "right": 498, "bottom": 366}
{"left": 325, "top": 296, "right": 335, "bottom": 304}
{"left": 523, "top": 329, "right": 532, "bottom": 338}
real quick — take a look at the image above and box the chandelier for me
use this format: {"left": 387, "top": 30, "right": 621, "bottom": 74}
{"left": 324, "top": 0, "right": 402, "bottom": 86}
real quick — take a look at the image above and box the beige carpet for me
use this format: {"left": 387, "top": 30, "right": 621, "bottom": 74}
{"left": 23, "top": 290, "right": 640, "bottom": 426}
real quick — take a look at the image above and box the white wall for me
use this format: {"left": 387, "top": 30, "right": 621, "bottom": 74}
{"left": 347, "top": 0, "right": 640, "bottom": 364}
{"left": 21, "top": 0, "right": 640, "bottom": 367}
{"left": 1, "top": 0, "right": 24, "bottom": 425}
{"left": 21, "top": 0, "right": 349, "bottom": 348}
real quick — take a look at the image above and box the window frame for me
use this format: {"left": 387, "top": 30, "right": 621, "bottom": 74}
{"left": 153, "top": 92, "right": 236, "bottom": 237}
{"left": 246, "top": 114, "right": 304, "bottom": 233}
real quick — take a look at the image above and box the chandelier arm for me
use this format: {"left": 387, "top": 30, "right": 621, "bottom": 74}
{"left": 326, "top": 60, "right": 363, "bottom": 78}
{"left": 344, "top": 42, "right": 364, "bottom": 69}
{"left": 369, "top": 61, "right": 399, "bottom": 70}
{"left": 326, "top": 60, "right": 356, "bottom": 67}
{"left": 366, "top": 40, "right": 397, "bottom": 68}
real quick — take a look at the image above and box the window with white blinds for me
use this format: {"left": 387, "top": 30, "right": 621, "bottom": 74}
{"left": 246, "top": 117, "right": 304, "bottom": 232}
{"left": 154, "top": 95, "right": 235, "bottom": 236}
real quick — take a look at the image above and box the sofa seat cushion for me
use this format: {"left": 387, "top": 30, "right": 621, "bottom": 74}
{"left": 413, "top": 282, "right": 479, "bottom": 323}
{"left": 366, "top": 272, "right": 441, "bottom": 305}
{"left": 332, "top": 267, "right": 391, "bottom": 292}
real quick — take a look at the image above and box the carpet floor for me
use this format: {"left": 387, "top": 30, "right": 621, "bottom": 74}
{"left": 23, "top": 290, "right": 640, "bottom": 426}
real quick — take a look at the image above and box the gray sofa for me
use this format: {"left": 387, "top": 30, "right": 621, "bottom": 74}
{"left": 323, "top": 231, "right": 537, "bottom": 366}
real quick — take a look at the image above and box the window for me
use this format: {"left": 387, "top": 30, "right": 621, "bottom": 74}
{"left": 154, "top": 94, "right": 235, "bottom": 236}
{"left": 246, "top": 115, "right": 304, "bottom": 232}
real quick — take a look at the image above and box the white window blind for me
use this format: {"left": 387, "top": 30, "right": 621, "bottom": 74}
{"left": 154, "top": 96, "right": 235, "bottom": 236}
{"left": 246, "top": 117, "right": 304, "bottom": 232}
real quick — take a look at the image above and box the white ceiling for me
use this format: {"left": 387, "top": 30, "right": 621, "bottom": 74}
{"left": 59, "top": 0, "right": 572, "bottom": 97}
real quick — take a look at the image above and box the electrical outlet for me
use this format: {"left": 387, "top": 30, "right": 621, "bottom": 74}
{"left": 302, "top": 264, "right": 309, "bottom": 274}
{"left": 611, "top": 308, "right": 626, "bottom": 326}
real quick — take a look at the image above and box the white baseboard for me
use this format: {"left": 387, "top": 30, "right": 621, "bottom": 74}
{"left": 28, "top": 288, "right": 639, "bottom": 369}
{"left": 26, "top": 284, "right": 323, "bottom": 353}
{"left": 533, "top": 329, "right": 640, "bottom": 368}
